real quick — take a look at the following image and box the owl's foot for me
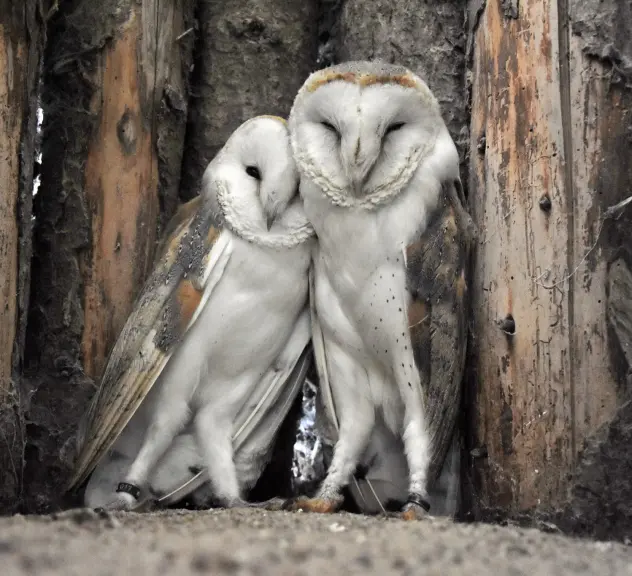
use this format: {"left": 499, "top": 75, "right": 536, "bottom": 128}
{"left": 282, "top": 490, "right": 344, "bottom": 514}
{"left": 94, "top": 482, "right": 143, "bottom": 512}
{"left": 400, "top": 493, "right": 431, "bottom": 521}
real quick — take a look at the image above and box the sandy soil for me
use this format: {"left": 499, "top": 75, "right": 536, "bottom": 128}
{"left": 1, "top": 508, "right": 631, "bottom": 576}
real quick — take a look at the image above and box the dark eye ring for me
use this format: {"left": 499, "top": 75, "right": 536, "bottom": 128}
{"left": 385, "top": 122, "right": 405, "bottom": 135}
{"left": 321, "top": 121, "right": 338, "bottom": 133}
{"left": 245, "top": 166, "right": 261, "bottom": 180}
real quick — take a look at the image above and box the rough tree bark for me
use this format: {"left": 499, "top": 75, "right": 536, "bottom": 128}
{"left": 179, "top": 0, "right": 319, "bottom": 199}
{"left": 22, "top": 0, "right": 195, "bottom": 513}
{"left": 466, "top": 0, "right": 632, "bottom": 541}
{"left": 0, "top": 0, "right": 48, "bottom": 514}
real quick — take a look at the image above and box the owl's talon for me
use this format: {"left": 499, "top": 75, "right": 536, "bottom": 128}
{"left": 282, "top": 495, "right": 343, "bottom": 514}
{"left": 102, "top": 490, "right": 138, "bottom": 512}
{"left": 400, "top": 493, "right": 430, "bottom": 521}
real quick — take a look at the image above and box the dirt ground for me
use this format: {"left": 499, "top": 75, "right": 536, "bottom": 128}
{"left": 1, "top": 508, "right": 631, "bottom": 576}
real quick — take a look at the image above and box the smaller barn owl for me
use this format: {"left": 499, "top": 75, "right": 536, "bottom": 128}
{"left": 286, "top": 61, "right": 475, "bottom": 519}
{"left": 67, "top": 116, "right": 316, "bottom": 511}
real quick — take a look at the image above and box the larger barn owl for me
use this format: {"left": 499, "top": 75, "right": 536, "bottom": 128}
{"left": 286, "top": 62, "right": 475, "bottom": 519}
{"left": 67, "top": 116, "right": 316, "bottom": 511}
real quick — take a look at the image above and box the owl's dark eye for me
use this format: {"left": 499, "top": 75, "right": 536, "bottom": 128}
{"left": 321, "top": 121, "right": 338, "bottom": 133}
{"left": 245, "top": 166, "right": 261, "bottom": 180}
{"left": 385, "top": 122, "right": 405, "bottom": 135}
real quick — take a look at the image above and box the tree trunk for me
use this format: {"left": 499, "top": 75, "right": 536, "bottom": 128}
{"left": 0, "top": 0, "right": 48, "bottom": 514}
{"left": 22, "top": 0, "right": 195, "bottom": 513}
{"left": 466, "top": 0, "right": 632, "bottom": 539}
{"left": 179, "top": 0, "right": 319, "bottom": 199}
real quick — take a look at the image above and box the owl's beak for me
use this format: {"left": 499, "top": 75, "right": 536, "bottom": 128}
{"left": 265, "top": 199, "right": 281, "bottom": 230}
{"left": 343, "top": 135, "right": 380, "bottom": 195}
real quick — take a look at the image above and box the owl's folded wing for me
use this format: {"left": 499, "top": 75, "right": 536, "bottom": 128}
{"left": 155, "top": 309, "right": 313, "bottom": 506}
{"left": 405, "top": 177, "right": 476, "bottom": 482}
{"left": 67, "top": 197, "right": 233, "bottom": 491}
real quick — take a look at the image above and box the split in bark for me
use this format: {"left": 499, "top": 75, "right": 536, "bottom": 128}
{"left": 0, "top": 0, "right": 48, "bottom": 514}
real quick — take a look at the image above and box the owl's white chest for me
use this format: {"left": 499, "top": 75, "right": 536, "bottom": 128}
{"left": 302, "top": 177, "right": 438, "bottom": 365}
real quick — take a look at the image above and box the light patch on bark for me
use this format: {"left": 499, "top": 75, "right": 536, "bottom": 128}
{"left": 0, "top": 23, "right": 24, "bottom": 400}
{"left": 81, "top": 13, "right": 160, "bottom": 379}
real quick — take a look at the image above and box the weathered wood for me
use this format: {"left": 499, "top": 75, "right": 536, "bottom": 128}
{"left": 466, "top": 0, "right": 632, "bottom": 522}
{"left": 23, "top": 0, "right": 195, "bottom": 513}
{"left": 179, "top": 0, "right": 319, "bottom": 199}
{"left": 0, "top": 6, "right": 23, "bottom": 406}
{"left": 0, "top": 0, "right": 48, "bottom": 513}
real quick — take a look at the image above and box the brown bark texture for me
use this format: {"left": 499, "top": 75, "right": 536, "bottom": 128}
{"left": 0, "top": 0, "right": 47, "bottom": 514}
{"left": 466, "top": 0, "right": 632, "bottom": 540}
{"left": 21, "top": 0, "right": 195, "bottom": 513}
{"left": 178, "top": 0, "right": 319, "bottom": 200}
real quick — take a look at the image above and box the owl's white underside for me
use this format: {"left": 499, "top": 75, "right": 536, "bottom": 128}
{"left": 85, "top": 230, "right": 311, "bottom": 509}
{"left": 304, "top": 163, "right": 444, "bottom": 500}
{"left": 289, "top": 60, "right": 463, "bottom": 510}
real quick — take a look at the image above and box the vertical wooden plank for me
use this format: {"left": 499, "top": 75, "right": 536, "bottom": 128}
{"left": 24, "top": 0, "right": 195, "bottom": 512}
{"left": 79, "top": 12, "right": 160, "bottom": 379}
{"left": 566, "top": 2, "right": 631, "bottom": 448}
{"left": 0, "top": 1, "right": 48, "bottom": 512}
{"left": 469, "top": 0, "right": 575, "bottom": 512}
{"left": 0, "top": 19, "right": 23, "bottom": 402}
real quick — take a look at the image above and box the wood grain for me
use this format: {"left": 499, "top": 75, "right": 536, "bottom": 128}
{"left": 468, "top": 0, "right": 632, "bottom": 513}
{"left": 0, "top": 22, "right": 24, "bottom": 400}
{"left": 80, "top": 12, "right": 159, "bottom": 379}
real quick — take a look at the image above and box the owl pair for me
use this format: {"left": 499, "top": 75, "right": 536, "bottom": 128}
{"left": 68, "top": 61, "right": 475, "bottom": 520}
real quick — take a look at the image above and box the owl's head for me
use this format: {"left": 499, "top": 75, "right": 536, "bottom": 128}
{"left": 201, "top": 115, "right": 299, "bottom": 231}
{"left": 289, "top": 61, "right": 456, "bottom": 203}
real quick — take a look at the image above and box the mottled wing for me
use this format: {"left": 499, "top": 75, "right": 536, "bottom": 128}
{"left": 405, "top": 178, "right": 476, "bottom": 482}
{"left": 67, "top": 197, "right": 232, "bottom": 491}
{"left": 156, "top": 310, "right": 313, "bottom": 505}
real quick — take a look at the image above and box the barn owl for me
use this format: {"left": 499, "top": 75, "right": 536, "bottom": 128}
{"left": 67, "top": 116, "right": 316, "bottom": 511}
{"left": 286, "top": 61, "right": 475, "bottom": 520}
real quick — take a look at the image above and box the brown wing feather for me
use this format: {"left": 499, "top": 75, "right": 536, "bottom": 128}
{"left": 405, "top": 179, "right": 476, "bottom": 483}
{"left": 68, "top": 198, "right": 221, "bottom": 491}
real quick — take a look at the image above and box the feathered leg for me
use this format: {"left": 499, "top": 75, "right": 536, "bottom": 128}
{"left": 102, "top": 398, "right": 191, "bottom": 511}
{"left": 285, "top": 340, "right": 374, "bottom": 514}
{"left": 194, "top": 405, "right": 286, "bottom": 511}
{"left": 194, "top": 405, "right": 241, "bottom": 506}
{"left": 396, "top": 368, "right": 431, "bottom": 520}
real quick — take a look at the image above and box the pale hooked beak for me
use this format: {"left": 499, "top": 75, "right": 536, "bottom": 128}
{"left": 266, "top": 200, "right": 280, "bottom": 231}
{"left": 343, "top": 135, "right": 379, "bottom": 195}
